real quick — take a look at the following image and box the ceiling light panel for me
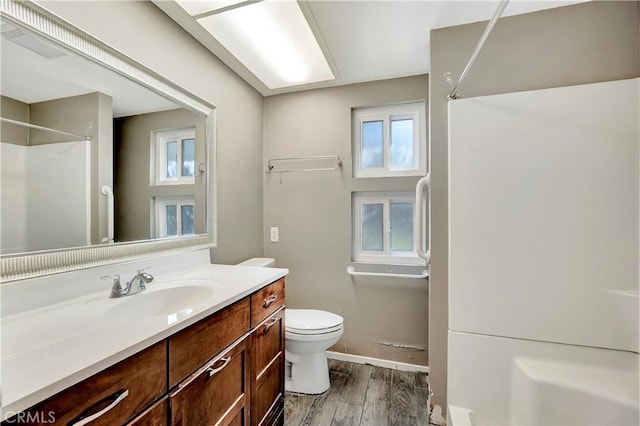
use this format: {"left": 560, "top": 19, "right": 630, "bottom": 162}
{"left": 197, "top": 0, "right": 334, "bottom": 89}
{"left": 175, "top": 0, "right": 246, "bottom": 16}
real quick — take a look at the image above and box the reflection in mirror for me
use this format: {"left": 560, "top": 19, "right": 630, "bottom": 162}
{"left": 0, "top": 19, "right": 207, "bottom": 255}
{"left": 114, "top": 109, "right": 206, "bottom": 242}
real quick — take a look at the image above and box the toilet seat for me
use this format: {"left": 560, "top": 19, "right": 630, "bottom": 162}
{"left": 286, "top": 309, "right": 343, "bottom": 335}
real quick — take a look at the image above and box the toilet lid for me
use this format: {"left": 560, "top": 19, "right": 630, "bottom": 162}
{"left": 286, "top": 309, "right": 343, "bottom": 334}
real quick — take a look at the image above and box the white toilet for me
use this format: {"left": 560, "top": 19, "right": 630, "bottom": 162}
{"left": 237, "top": 258, "right": 344, "bottom": 395}
{"left": 285, "top": 308, "right": 343, "bottom": 394}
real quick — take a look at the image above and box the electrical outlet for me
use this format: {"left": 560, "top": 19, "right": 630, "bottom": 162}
{"left": 270, "top": 227, "right": 279, "bottom": 242}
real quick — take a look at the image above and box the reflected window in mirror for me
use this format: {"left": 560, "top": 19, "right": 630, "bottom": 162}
{"left": 154, "top": 127, "right": 196, "bottom": 185}
{"left": 114, "top": 110, "right": 206, "bottom": 243}
{"left": 155, "top": 196, "right": 195, "bottom": 238}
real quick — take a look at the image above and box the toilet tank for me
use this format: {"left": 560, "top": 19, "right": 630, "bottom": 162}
{"left": 237, "top": 258, "right": 275, "bottom": 267}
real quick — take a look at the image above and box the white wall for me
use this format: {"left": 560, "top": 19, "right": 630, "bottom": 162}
{"left": 264, "top": 76, "right": 430, "bottom": 365}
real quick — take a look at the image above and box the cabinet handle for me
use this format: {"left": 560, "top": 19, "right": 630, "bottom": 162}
{"left": 262, "top": 317, "right": 279, "bottom": 334}
{"left": 207, "top": 356, "right": 232, "bottom": 377}
{"left": 69, "top": 389, "right": 129, "bottom": 426}
{"left": 263, "top": 294, "right": 278, "bottom": 308}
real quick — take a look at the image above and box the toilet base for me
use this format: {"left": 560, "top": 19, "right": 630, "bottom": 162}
{"left": 285, "top": 351, "right": 330, "bottom": 394}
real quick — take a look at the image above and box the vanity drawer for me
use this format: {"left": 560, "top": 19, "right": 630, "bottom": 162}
{"left": 252, "top": 308, "right": 284, "bottom": 378}
{"left": 15, "top": 341, "right": 166, "bottom": 426}
{"left": 168, "top": 298, "right": 250, "bottom": 387}
{"left": 250, "top": 278, "right": 285, "bottom": 327}
{"left": 126, "top": 398, "right": 167, "bottom": 426}
{"left": 170, "top": 338, "right": 249, "bottom": 426}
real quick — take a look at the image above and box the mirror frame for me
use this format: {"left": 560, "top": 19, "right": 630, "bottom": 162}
{"left": 0, "top": 0, "right": 217, "bottom": 282}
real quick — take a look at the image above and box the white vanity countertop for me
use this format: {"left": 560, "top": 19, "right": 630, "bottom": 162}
{"left": 0, "top": 263, "right": 288, "bottom": 417}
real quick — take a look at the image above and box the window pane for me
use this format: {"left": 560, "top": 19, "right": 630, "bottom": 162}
{"left": 166, "top": 205, "right": 177, "bottom": 236}
{"left": 181, "top": 205, "right": 195, "bottom": 235}
{"left": 362, "top": 203, "right": 383, "bottom": 251}
{"left": 166, "top": 141, "right": 178, "bottom": 178}
{"left": 390, "top": 119, "right": 414, "bottom": 169}
{"left": 362, "top": 120, "right": 383, "bottom": 168}
{"left": 391, "top": 203, "right": 413, "bottom": 252}
{"left": 181, "top": 138, "right": 195, "bottom": 177}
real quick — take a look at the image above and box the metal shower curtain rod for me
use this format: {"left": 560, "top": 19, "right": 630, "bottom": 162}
{"left": 0, "top": 117, "right": 91, "bottom": 141}
{"left": 448, "top": 0, "right": 510, "bottom": 100}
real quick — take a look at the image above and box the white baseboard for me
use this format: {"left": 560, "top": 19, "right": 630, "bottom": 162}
{"left": 326, "top": 351, "right": 430, "bottom": 373}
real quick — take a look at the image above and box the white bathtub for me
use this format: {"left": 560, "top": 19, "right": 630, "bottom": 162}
{"left": 510, "top": 358, "right": 638, "bottom": 425}
{"left": 448, "top": 331, "right": 639, "bottom": 426}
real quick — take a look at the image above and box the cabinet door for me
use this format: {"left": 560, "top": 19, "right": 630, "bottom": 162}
{"left": 170, "top": 337, "right": 249, "bottom": 426}
{"left": 251, "top": 308, "right": 285, "bottom": 426}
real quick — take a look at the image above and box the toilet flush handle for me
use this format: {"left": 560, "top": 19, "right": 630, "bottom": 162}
{"left": 263, "top": 294, "right": 278, "bottom": 308}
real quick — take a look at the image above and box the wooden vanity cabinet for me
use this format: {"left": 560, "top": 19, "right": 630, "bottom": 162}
{"left": 4, "top": 278, "right": 285, "bottom": 426}
{"left": 250, "top": 279, "right": 286, "bottom": 426}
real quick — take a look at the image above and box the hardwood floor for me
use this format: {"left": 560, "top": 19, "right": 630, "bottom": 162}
{"left": 284, "top": 360, "right": 431, "bottom": 426}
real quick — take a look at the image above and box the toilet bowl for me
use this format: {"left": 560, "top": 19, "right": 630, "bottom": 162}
{"left": 237, "top": 258, "right": 344, "bottom": 395}
{"left": 285, "top": 309, "right": 344, "bottom": 394}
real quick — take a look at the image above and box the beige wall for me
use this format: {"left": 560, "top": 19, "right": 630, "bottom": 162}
{"left": 428, "top": 0, "right": 640, "bottom": 406}
{"left": 264, "top": 76, "right": 429, "bottom": 365}
{"left": 114, "top": 109, "right": 206, "bottom": 242}
{"left": 29, "top": 92, "right": 113, "bottom": 244}
{"left": 40, "top": 0, "right": 265, "bottom": 263}
{"left": 0, "top": 96, "right": 29, "bottom": 145}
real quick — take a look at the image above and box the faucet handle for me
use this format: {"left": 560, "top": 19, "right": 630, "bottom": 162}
{"left": 101, "top": 275, "right": 123, "bottom": 298}
{"left": 101, "top": 274, "right": 120, "bottom": 285}
{"left": 137, "top": 268, "right": 154, "bottom": 283}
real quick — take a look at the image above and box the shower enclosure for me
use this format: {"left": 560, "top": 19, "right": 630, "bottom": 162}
{"left": 447, "top": 78, "right": 639, "bottom": 425}
{"left": 1, "top": 140, "right": 91, "bottom": 254}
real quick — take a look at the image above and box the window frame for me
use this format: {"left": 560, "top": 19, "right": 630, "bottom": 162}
{"left": 353, "top": 102, "right": 426, "bottom": 178}
{"left": 152, "top": 127, "right": 196, "bottom": 186}
{"left": 154, "top": 195, "right": 196, "bottom": 238}
{"left": 352, "top": 191, "right": 421, "bottom": 265}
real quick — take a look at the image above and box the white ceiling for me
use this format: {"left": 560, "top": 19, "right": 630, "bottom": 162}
{"left": 156, "top": 0, "right": 588, "bottom": 96}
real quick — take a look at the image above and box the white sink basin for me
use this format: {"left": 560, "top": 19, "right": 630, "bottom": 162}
{"left": 105, "top": 284, "right": 218, "bottom": 320}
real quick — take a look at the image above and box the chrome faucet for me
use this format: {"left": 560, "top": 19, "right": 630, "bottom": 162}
{"left": 102, "top": 269, "right": 154, "bottom": 298}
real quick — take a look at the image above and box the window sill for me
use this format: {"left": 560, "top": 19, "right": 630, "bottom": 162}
{"left": 354, "top": 169, "right": 426, "bottom": 179}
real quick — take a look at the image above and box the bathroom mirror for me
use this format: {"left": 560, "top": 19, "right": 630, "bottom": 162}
{"left": 0, "top": 0, "right": 217, "bottom": 281}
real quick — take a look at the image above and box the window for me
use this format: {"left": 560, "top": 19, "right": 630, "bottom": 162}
{"left": 353, "top": 102, "right": 426, "bottom": 178}
{"left": 153, "top": 127, "right": 196, "bottom": 185}
{"left": 154, "top": 196, "right": 195, "bottom": 238}
{"left": 353, "top": 192, "right": 420, "bottom": 265}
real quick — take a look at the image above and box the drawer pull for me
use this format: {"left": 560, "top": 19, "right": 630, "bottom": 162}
{"left": 207, "top": 356, "right": 232, "bottom": 377}
{"left": 263, "top": 317, "right": 279, "bottom": 334}
{"left": 69, "top": 389, "right": 129, "bottom": 426}
{"left": 263, "top": 294, "right": 278, "bottom": 308}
